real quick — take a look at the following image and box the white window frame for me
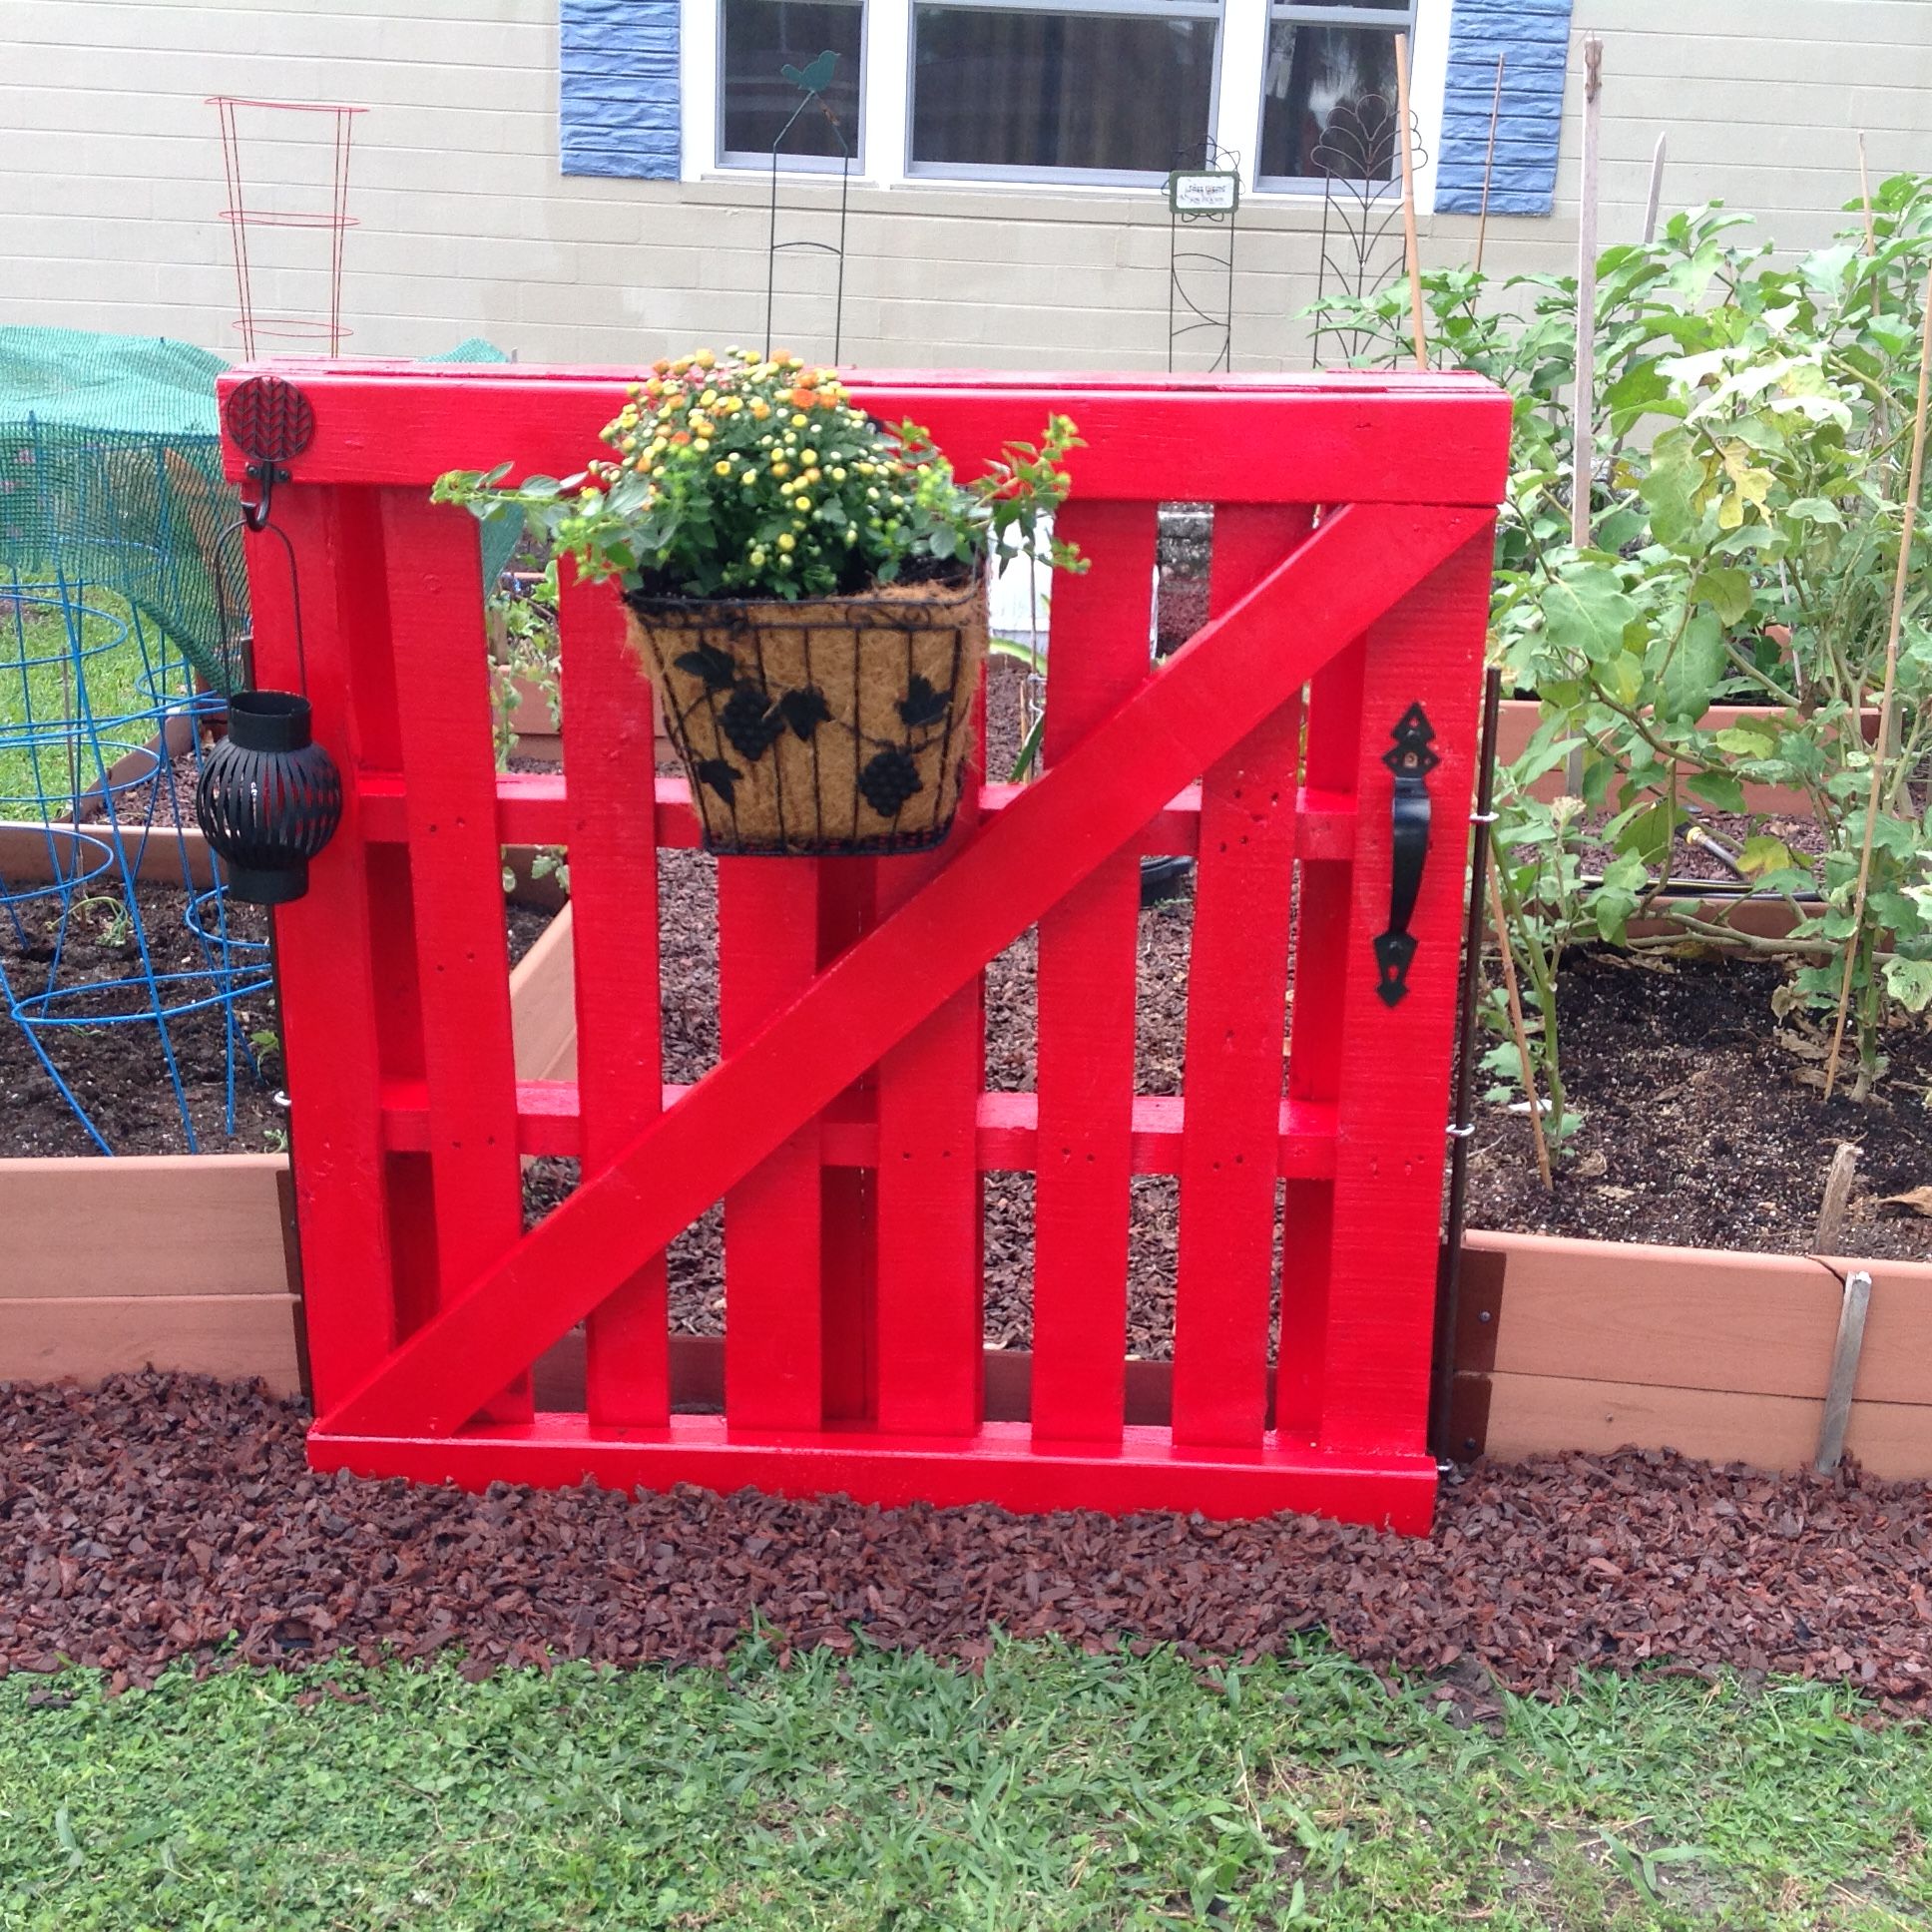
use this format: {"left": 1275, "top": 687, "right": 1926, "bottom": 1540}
{"left": 682, "top": 0, "right": 1445, "bottom": 203}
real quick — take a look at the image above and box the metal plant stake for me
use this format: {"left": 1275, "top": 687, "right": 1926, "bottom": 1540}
{"left": 763, "top": 51, "right": 851, "bottom": 365}
{"left": 1167, "top": 140, "right": 1239, "bottom": 373}
{"left": 1311, "top": 94, "right": 1428, "bottom": 368}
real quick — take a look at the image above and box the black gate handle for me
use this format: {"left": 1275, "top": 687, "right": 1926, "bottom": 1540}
{"left": 1372, "top": 703, "right": 1439, "bottom": 1007}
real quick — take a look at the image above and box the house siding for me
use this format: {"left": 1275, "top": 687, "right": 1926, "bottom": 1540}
{"left": 0, "top": 0, "right": 1924, "bottom": 370}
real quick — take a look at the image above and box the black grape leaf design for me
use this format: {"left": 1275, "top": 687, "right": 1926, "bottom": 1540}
{"left": 694, "top": 757, "right": 742, "bottom": 805}
{"left": 857, "top": 746, "right": 923, "bottom": 818}
{"left": 673, "top": 643, "right": 737, "bottom": 692}
{"left": 776, "top": 685, "right": 833, "bottom": 741}
{"left": 720, "top": 682, "right": 784, "bottom": 763}
{"left": 897, "top": 674, "right": 950, "bottom": 728}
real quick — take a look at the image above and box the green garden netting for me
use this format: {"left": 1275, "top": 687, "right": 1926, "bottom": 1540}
{"left": 0, "top": 327, "right": 518, "bottom": 693}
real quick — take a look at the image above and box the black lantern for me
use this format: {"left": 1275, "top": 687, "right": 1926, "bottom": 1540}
{"left": 198, "top": 375, "right": 343, "bottom": 906}
{"left": 196, "top": 691, "right": 343, "bottom": 905}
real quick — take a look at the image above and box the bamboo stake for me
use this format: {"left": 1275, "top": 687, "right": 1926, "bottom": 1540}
{"left": 1572, "top": 36, "right": 1604, "bottom": 550}
{"left": 1823, "top": 262, "right": 1932, "bottom": 1100}
{"left": 1393, "top": 31, "right": 1428, "bottom": 370}
{"left": 1642, "top": 132, "right": 1667, "bottom": 244}
{"left": 1486, "top": 855, "right": 1553, "bottom": 1192}
{"left": 1858, "top": 131, "right": 1877, "bottom": 255}
{"left": 1473, "top": 53, "right": 1506, "bottom": 275}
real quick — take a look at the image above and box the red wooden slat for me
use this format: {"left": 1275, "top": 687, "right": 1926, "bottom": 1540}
{"left": 1276, "top": 631, "right": 1368, "bottom": 1441}
{"left": 354, "top": 770, "right": 1359, "bottom": 859}
{"left": 1007, "top": 500, "right": 1154, "bottom": 1446}
{"left": 718, "top": 859, "right": 823, "bottom": 1431}
{"left": 377, "top": 490, "right": 530, "bottom": 1423}
{"left": 815, "top": 860, "right": 877, "bottom": 1423}
{"left": 558, "top": 565, "right": 668, "bottom": 1426}
{"left": 383, "top": 1081, "right": 1342, "bottom": 1176}
{"left": 310, "top": 1413, "right": 1435, "bottom": 1531}
{"left": 872, "top": 724, "right": 984, "bottom": 1437}
{"left": 322, "top": 502, "right": 1486, "bottom": 1440}
{"left": 246, "top": 487, "right": 394, "bottom": 1411}
{"left": 226, "top": 367, "right": 1513, "bottom": 506}
{"left": 1321, "top": 525, "right": 1493, "bottom": 1458}
{"left": 1170, "top": 505, "right": 1312, "bottom": 1449}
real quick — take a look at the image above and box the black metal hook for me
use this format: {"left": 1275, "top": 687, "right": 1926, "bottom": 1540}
{"left": 240, "top": 460, "right": 286, "bottom": 533}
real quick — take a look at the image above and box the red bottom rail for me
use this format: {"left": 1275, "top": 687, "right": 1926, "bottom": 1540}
{"left": 308, "top": 1418, "right": 1437, "bottom": 1532}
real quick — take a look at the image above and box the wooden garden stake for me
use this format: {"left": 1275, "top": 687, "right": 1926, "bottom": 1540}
{"left": 1393, "top": 31, "right": 1428, "bottom": 370}
{"left": 1473, "top": 53, "right": 1506, "bottom": 275}
{"left": 1824, "top": 262, "right": 1932, "bottom": 1099}
{"left": 1812, "top": 1142, "right": 1860, "bottom": 1252}
{"left": 1642, "top": 133, "right": 1667, "bottom": 244}
{"left": 1486, "top": 853, "right": 1553, "bottom": 1191}
{"left": 1572, "top": 36, "right": 1604, "bottom": 551}
{"left": 1858, "top": 132, "right": 1877, "bottom": 255}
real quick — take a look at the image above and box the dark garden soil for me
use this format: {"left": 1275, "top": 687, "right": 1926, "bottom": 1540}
{"left": 4, "top": 1371, "right": 1931, "bottom": 1713}
{"left": 0, "top": 886, "right": 558, "bottom": 1159}
{"left": 86, "top": 744, "right": 204, "bottom": 829}
{"left": 0, "top": 885, "right": 284, "bottom": 1157}
{"left": 1466, "top": 950, "right": 1932, "bottom": 1262}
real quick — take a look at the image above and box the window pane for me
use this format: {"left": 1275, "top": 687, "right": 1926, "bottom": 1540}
{"left": 911, "top": 7, "right": 1217, "bottom": 175}
{"left": 722, "top": 0, "right": 864, "bottom": 160}
{"left": 1258, "top": 22, "right": 1401, "bottom": 181}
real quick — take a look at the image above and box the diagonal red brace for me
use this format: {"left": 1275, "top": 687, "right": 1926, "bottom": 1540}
{"left": 326, "top": 501, "right": 1492, "bottom": 1437}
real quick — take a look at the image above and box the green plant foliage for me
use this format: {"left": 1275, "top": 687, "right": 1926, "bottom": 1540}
{"left": 4, "top": 1641, "right": 1932, "bottom": 1929}
{"left": 1317, "top": 175, "right": 1932, "bottom": 1121}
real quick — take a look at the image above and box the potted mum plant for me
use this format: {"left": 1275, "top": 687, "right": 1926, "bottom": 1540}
{"left": 435, "top": 349, "right": 1083, "bottom": 855}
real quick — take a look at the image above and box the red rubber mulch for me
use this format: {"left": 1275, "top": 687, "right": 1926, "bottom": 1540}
{"left": 3, "top": 1374, "right": 1929, "bottom": 1711}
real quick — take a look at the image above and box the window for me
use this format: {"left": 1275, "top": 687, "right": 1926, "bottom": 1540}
{"left": 1258, "top": 2, "right": 1413, "bottom": 186}
{"left": 909, "top": 3, "right": 1220, "bottom": 180}
{"left": 720, "top": 0, "right": 866, "bottom": 167}
{"left": 704, "top": 0, "right": 1428, "bottom": 192}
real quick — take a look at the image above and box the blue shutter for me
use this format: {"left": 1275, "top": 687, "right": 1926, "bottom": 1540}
{"left": 560, "top": 0, "right": 683, "bottom": 180}
{"left": 1433, "top": 0, "right": 1573, "bottom": 217}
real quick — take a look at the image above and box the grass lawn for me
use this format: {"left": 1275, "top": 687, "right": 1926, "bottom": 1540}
{"left": 0, "top": 590, "right": 175, "bottom": 816}
{"left": 0, "top": 1638, "right": 1926, "bottom": 1930}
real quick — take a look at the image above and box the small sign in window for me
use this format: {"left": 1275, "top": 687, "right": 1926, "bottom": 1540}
{"left": 1167, "top": 169, "right": 1240, "bottom": 216}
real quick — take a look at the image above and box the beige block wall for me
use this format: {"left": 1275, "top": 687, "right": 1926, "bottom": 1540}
{"left": 1, "top": 0, "right": 1926, "bottom": 372}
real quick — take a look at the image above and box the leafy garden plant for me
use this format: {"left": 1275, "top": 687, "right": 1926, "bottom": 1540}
{"left": 434, "top": 348, "right": 1084, "bottom": 602}
{"left": 1319, "top": 176, "right": 1932, "bottom": 1123}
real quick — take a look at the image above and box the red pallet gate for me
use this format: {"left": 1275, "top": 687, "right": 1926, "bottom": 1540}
{"left": 226, "top": 362, "right": 1509, "bottom": 1533}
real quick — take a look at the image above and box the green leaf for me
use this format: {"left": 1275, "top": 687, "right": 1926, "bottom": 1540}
{"left": 1615, "top": 802, "right": 1675, "bottom": 865}
{"left": 1788, "top": 495, "right": 1846, "bottom": 528}
{"left": 1694, "top": 565, "right": 1754, "bottom": 627}
{"left": 1713, "top": 724, "right": 1776, "bottom": 757}
{"left": 1688, "top": 769, "right": 1747, "bottom": 813}
{"left": 1543, "top": 565, "right": 1639, "bottom": 667}
{"left": 1883, "top": 957, "right": 1932, "bottom": 1013}
{"left": 1640, "top": 428, "right": 1706, "bottom": 544}
{"left": 1660, "top": 610, "right": 1727, "bottom": 723}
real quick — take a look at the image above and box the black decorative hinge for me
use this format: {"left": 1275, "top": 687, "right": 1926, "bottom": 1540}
{"left": 222, "top": 374, "right": 315, "bottom": 532}
{"left": 1373, "top": 702, "right": 1439, "bottom": 1007}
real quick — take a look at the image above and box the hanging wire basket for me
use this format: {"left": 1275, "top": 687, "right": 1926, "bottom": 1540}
{"left": 625, "top": 570, "right": 988, "bottom": 856}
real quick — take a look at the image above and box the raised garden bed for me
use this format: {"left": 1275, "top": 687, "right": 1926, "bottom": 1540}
{"left": 0, "top": 859, "right": 567, "bottom": 1393}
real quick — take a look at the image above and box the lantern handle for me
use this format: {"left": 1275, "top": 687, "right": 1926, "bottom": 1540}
{"left": 211, "top": 514, "right": 309, "bottom": 699}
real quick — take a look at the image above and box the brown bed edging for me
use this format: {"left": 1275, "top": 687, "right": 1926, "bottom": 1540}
{"left": 1450, "top": 1227, "right": 1932, "bottom": 1479}
{"left": 0, "top": 889, "right": 574, "bottom": 1396}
